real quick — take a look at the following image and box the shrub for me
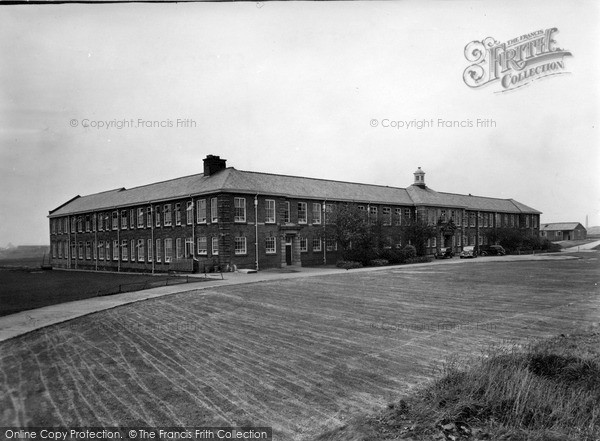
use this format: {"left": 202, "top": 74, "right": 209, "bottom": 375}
{"left": 406, "top": 256, "right": 431, "bottom": 264}
{"left": 378, "top": 249, "right": 405, "bottom": 264}
{"left": 402, "top": 244, "right": 417, "bottom": 259}
{"left": 369, "top": 259, "right": 389, "bottom": 266}
{"left": 336, "top": 260, "right": 363, "bottom": 270}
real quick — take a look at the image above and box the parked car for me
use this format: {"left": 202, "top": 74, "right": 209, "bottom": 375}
{"left": 475, "top": 244, "right": 506, "bottom": 256}
{"left": 434, "top": 247, "right": 454, "bottom": 259}
{"left": 459, "top": 246, "right": 477, "bottom": 258}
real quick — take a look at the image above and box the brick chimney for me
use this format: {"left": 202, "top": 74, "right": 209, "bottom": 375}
{"left": 203, "top": 155, "right": 227, "bottom": 176}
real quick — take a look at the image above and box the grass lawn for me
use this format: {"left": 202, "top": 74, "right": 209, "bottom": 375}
{"left": 0, "top": 268, "right": 192, "bottom": 316}
{"left": 0, "top": 254, "right": 598, "bottom": 440}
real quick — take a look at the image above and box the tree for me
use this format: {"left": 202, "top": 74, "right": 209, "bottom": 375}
{"left": 402, "top": 219, "right": 436, "bottom": 256}
{"left": 325, "top": 204, "right": 382, "bottom": 263}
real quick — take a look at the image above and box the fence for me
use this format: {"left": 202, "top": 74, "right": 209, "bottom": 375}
{"left": 96, "top": 274, "right": 197, "bottom": 297}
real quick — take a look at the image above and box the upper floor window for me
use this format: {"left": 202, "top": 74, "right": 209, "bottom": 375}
{"left": 404, "top": 208, "right": 411, "bottom": 218}
{"left": 77, "top": 216, "right": 83, "bottom": 233}
{"left": 175, "top": 203, "right": 181, "bottom": 226}
{"left": 283, "top": 201, "right": 290, "bottom": 223}
{"left": 155, "top": 205, "right": 161, "bottom": 227}
{"left": 112, "top": 211, "right": 118, "bottom": 230}
{"left": 383, "top": 207, "right": 392, "bottom": 226}
{"left": 197, "top": 199, "right": 207, "bottom": 223}
{"left": 146, "top": 207, "right": 152, "bottom": 227}
{"left": 394, "top": 208, "right": 402, "bottom": 226}
{"left": 130, "top": 209, "right": 136, "bottom": 229}
{"left": 121, "top": 210, "right": 127, "bottom": 230}
{"left": 137, "top": 208, "right": 144, "bottom": 228}
{"left": 312, "top": 203, "right": 321, "bottom": 224}
{"left": 234, "top": 197, "right": 246, "bottom": 222}
{"left": 164, "top": 204, "right": 172, "bottom": 226}
{"left": 265, "top": 200, "right": 276, "bottom": 223}
{"left": 85, "top": 215, "right": 91, "bottom": 232}
{"left": 186, "top": 201, "right": 193, "bottom": 225}
{"left": 298, "top": 202, "right": 307, "bottom": 224}
{"left": 211, "top": 197, "right": 218, "bottom": 223}
{"left": 369, "top": 206, "right": 377, "bottom": 223}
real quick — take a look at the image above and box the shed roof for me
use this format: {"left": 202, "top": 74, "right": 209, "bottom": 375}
{"left": 540, "top": 222, "right": 584, "bottom": 231}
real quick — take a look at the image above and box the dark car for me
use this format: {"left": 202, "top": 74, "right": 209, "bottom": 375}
{"left": 434, "top": 247, "right": 454, "bottom": 259}
{"left": 475, "top": 244, "right": 506, "bottom": 256}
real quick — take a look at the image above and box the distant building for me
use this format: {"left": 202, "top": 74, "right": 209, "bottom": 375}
{"left": 48, "top": 155, "right": 541, "bottom": 272}
{"left": 540, "top": 222, "right": 587, "bottom": 241}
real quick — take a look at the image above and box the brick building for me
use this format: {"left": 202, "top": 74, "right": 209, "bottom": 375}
{"left": 540, "top": 222, "right": 587, "bottom": 241}
{"left": 48, "top": 156, "right": 541, "bottom": 272}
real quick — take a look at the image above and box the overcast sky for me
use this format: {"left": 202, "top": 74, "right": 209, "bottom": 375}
{"left": 1, "top": 0, "right": 598, "bottom": 246}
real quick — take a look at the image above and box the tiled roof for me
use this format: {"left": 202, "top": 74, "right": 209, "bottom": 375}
{"left": 540, "top": 222, "right": 584, "bottom": 231}
{"left": 49, "top": 168, "right": 541, "bottom": 217}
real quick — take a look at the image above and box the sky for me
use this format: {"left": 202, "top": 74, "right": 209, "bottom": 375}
{"left": 0, "top": 0, "right": 598, "bottom": 246}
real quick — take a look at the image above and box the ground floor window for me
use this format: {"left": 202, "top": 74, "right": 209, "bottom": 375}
{"left": 313, "top": 238, "right": 321, "bottom": 252}
{"left": 78, "top": 242, "right": 83, "bottom": 259}
{"left": 212, "top": 237, "right": 219, "bottom": 255}
{"left": 185, "top": 237, "right": 194, "bottom": 257}
{"left": 99, "top": 241, "right": 105, "bottom": 260}
{"left": 113, "top": 240, "right": 119, "bottom": 260}
{"left": 122, "top": 240, "right": 128, "bottom": 261}
{"left": 299, "top": 237, "right": 308, "bottom": 252}
{"left": 197, "top": 236, "right": 207, "bottom": 255}
{"left": 176, "top": 238, "right": 183, "bottom": 259}
{"left": 156, "top": 239, "right": 162, "bottom": 263}
{"left": 138, "top": 239, "right": 145, "bottom": 261}
{"left": 164, "top": 238, "right": 172, "bottom": 262}
{"left": 235, "top": 236, "right": 247, "bottom": 255}
{"left": 266, "top": 236, "right": 276, "bottom": 254}
{"left": 85, "top": 241, "right": 91, "bottom": 260}
{"left": 130, "top": 239, "right": 135, "bottom": 261}
{"left": 147, "top": 239, "right": 153, "bottom": 262}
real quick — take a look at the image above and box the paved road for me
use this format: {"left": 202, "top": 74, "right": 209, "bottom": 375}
{"left": 0, "top": 252, "right": 583, "bottom": 342}
{"left": 561, "top": 239, "right": 600, "bottom": 252}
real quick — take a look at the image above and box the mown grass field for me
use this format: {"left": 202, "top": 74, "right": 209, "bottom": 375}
{"left": 0, "top": 254, "right": 598, "bottom": 440}
{"left": 0, "top": 268, "right": 188, "bottom": 316}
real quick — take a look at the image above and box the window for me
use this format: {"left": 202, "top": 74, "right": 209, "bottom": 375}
{"left": 99, "top": 241, "right": 105, "bottom": 260}
{"left": 440, "top": 209, "right": 446, "bottom": 221}
{"left": 325, "top": 204, "right": 333, "bottom": 224}
{"left": 265, "top": 200, "right": 276, "bottom": 223}
{"left": 197, "top": 236, "right": 209, "bottom": 256}
{"left": 383, "top": 207, "right": 392, "bottom": 226}
{"left": 92, "top": 214, "right": 96, "bottom": 232}
{"left": 211, "top": 237, "right": 219, "bottom": 255}
{"left": 525, "top": 215, "right": 530, "bottom": 228}
{"left": 326, "top": 238, "right": 336, "bottom": 251}
{"left": 483, "top": 212, "right": 488, "bottom": 227}
{"left": 113, "top": 240, "right": 119, "bottom": 260}
{"left": 98, "top": 214, "right": 104, "bottom": 231}
{"left": 312, "top": 238, "right": 321, "bottom": 252}
{"left": 147, "top": 207, "right": 152, "bottom": 228}
{"left": 312, "top": 203, "right": 321, "bottom": 224}
{"left": 156, "top": 239, "right": 162, "bottom": 263}
{"left": 533, "top": 216, "right": 538, "bottom": 228}
{"left": 209, "top": 197, "right": 218, "bottom": 223}
{"left": 105, "top": 242, "right": 110, "bottom": 261}
{"left": 469, "top": 212, "right": 476, "bottom": 227}
{"left": 77, "top": 216, "right": 83, "bottom": 233}
{"left": 299, "top": 237, "right": 308, "bottom": 252}
{"left": 121, "top": 211, "right": 127, "bottom": 230}
{"left": 51, "top": 242, "right": 56, "bottom": 258}
{"left": 138, "top": 239, "right": 145, "bottom": 262}
{"left": 70, "top": 241, "right": 76, "bottom": 259}
{"left": 284, "top": 201, "right": 290, "bottom": 223}
{"left": 504, "top": 214, "right": 509, "bottom": 226}
{"left": 369, "top": 206, "right": 377, "bottom": 223}
{"left": 510, "top": 214, "right": 515, "bottom": 227}
{"left": 185, "top": 237, "right": 194, "bottom": 257}
{"left": 478, "top": 235, "right": 483, "bottom": 245}
{"left": 176, "top": 238, "right": 183, "bottom": 259}
{"left": 130, "top": 239, "right": 135, "bottom": 261}
{"left": 175, "top": 203, "right": 181, "bottom": 226}
{"left": 469, "top": 235, "right": 475, "bottom": 246}
{"left": 85, "top": 216, "right": 91, "bottom": 232}
{"left": 78, "top": 242, "right": 83, "bottom": 259}
{"left": 196, "top": 199, "right": 206, "bottom": 223}
{"left": 164, "top": 238, "right": 172, "bottom": 262}
{"left": 233, "top": 197, "right": 246, "bottom": 222}
{"left": 235, "top": 236, "right": 247, "bottom": 255}
{"left": 164, "top": 204, "right": 172, "bottom": 226}
{"left": 155, "top": 205, "right": 161, "bottom": 227}
{"left": 137, "top": 208, "right": 144, "bottom": 228}
{"left": 91, "top": 241, "right": 96, "bottom": 259}
{"left": 432, "top": 237, "right": 437, "bottom": 247}
{"left": 404, "top": 208, "right": 411, "bottom": 218}
{"left": 130, "top": 209, "right": 135, "bottom": 229}
{"left": 186, "top": 202, "right": 193, "bottom": 225}
{"left": 266, "top": 236, "right": 276, "bottom": 254}
{"left": 147, "top": 239, "right": 153, "bottom": 262}
{"left": 121, "top": 240, "right": 128, "bottom": 261}
{"left": 456, "top": 211, "right": 462, "bottom": 226}
{"left": 394, "top": 208, "right": 402, "bottom": 226}
{"left": 298, "top": 202, "right": 307, "bottom": 224}
{"left": 358, "top": 205, "right": 365, "bottom": 211}
{"left": 70, "top": 217, "right": 75, "bottom": 233}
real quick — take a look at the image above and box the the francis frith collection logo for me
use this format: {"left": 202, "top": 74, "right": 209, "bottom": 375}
{"left": 463, "top": 27, "right": 572, "bottom": 92}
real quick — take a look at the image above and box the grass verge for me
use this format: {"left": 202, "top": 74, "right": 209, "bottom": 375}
{"left": 317, "top": 330, "right": 600, "bottom": 441}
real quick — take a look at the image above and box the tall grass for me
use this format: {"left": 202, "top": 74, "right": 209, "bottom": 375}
{"left": 407, "top": 336, "right": 600, "bottom": 440}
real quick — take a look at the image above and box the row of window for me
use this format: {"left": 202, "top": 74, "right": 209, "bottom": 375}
{"left": 426, "top": 210, "right": 538, "bottom": 229}
{"left": 51, "top": 235, "right": 342, "bottom": 261}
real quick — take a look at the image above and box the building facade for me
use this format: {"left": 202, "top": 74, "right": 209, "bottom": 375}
{"left": 540, "top": 222, "right": 587, "bottom": 241}
{"left": 48, "top": 155, "right": 541, "bottom": 272}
